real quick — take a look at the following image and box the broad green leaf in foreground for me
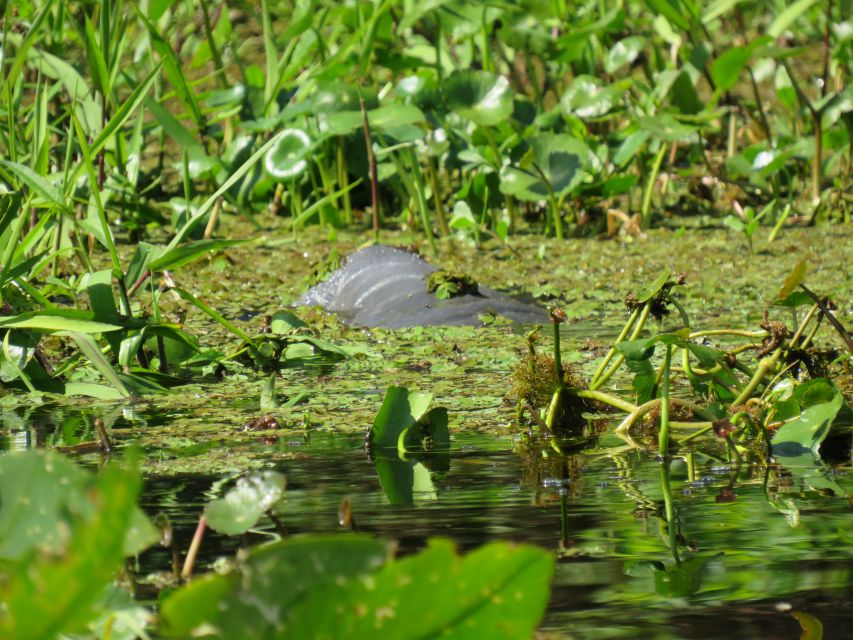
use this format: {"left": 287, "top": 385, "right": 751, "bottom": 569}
{"left": 286, "top": 538, "right": 555, "bottom": 639}
{"left": 158, "top": 535, "right": 394, "bottom": 638}
{"left": 159, "top": 536, "right": 554, "bottom": 640}
{"left": 0, "top": 451, "right": 156, "bottom": 639}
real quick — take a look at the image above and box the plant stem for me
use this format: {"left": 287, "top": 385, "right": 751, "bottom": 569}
{"left": 591, "top": 302, "right": 652, "bottom": 390}
{"left": 641, "top": 142, "right": 667, "bottom": 228}
{"left": 571, "top": 389, "right": 635, "bottom": 413}
{"left": 590, "top": 306, "right": 641, "bottom": 386}
{"left": 360, "top": 97, "right": 380, "bottom": 242}
{"left": 729, "top": 348, "right": 782, "bottom": 407}
{"left": 658, "top": 344, "right": 673, "bottom": 457}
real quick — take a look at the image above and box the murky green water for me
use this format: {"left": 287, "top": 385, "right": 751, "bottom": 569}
{"left": 2, "top": 225, "right": 852, "bottom": 637}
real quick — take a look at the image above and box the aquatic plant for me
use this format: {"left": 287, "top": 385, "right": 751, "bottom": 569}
{"left": 515, "top": 261, "right": 851, "bottom": 463}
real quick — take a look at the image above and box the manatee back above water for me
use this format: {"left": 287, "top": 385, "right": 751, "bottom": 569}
{"left": 297, "top": 245, "right": 546, "bottom": 328}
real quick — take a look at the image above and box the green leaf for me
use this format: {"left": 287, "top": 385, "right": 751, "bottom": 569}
{"left": 368, "top": 385, "right": 434, "bottom": 450}
{"left": 264, "top": 128, "right": 312, "bottom": 180}
{"left": 500, "top": 134, "right": 591, "bottom": 201}
{"left": 148, "top": 239, "right": 246, "bottom": 272}
{"left": 0, "top": 161, "right": 67, "bottom": 211}
{"left": 605, "top": 36, "right": 646, "bottom": 74}
{"left": 60, "top": 331, "right": 132, "bottom": 397}
{"left": 637, "top": 114, "right": 697, "bottom": 141}
{"left": 771, "top": 379, "right": 843, "bottom": 456}
{"left": 269, "top": 310, "right": 307, "bottom": 333}
{"left": 444, "top": 70, "right": 513, "bottom": 127}
{"left": 614, "top": 130, "right": 650, "bottom": 166}
{"left": 646, "top": 0, "right": 692, "bottom": 31}
{"left": 561, "top": 76, "right": 628, "bottom": 118}
{"left": 616, "top": 338, "right": 657, "bottom": 361}
{"left": 135, "top": 8, "right": 203, "bottom": 126}
{"left": 368, "top": 103, "right": 426, "bottom": 129}
{"left": 0, "top": 310, "right": 125, "bottom": 333}
{"left": 774, "top": 259, "right": 807, "bottom": 301}
{"left": 767, "top": 0, "right": 818, "bottom": 38}
{"left": 636, "top": 269, "right": 671, "bottom": 302}
{"left": 158, "top": 535, "right": 394, "bottom": 638}
{"left": 710, "top": 46, "right": 752, "bottom": 93}
{"left": 286, "top": 539, "right": 555, "bottom": 639}
{"left": 206, "top": 471, "right": 286, "bottom": 535}
{"left": 0, "top": 452, "right": 152, "bottom": 639}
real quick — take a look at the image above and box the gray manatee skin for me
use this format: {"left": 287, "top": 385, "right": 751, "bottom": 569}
{"left": 297, "top": 245, "right": 547, "bottom": 328}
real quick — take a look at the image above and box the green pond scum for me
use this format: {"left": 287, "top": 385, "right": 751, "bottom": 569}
{"left": 1, "top": 0, "right": 852, "bottom": 637}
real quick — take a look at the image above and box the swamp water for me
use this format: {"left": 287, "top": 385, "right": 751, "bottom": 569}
{"left": 2, "top": 225, "right": 852, "bottom": 638}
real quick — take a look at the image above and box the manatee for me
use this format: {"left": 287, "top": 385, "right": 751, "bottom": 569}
{"left": 297, "top": 245, "right": 546, "bottom": 328}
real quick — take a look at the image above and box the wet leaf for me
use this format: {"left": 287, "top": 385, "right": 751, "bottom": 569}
{"left": 205, "top": 471, "right": 286, "bottom": 535}
{"left": 771, "top": 379, "right": 843, "bottom": 456}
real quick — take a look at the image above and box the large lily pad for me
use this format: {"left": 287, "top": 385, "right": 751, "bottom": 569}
{"left": 444, "top": 70, "right": 513, "bottom": 127}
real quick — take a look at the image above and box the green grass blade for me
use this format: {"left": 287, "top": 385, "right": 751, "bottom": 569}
{"left": 89, "top": 62, "right": 162, "bottom": 159}
{"left": 71, "top": 111, "right": 124, "bottom": 277}
{"left": 0, "top": 161, "right": 68, "bottom": 212}
{"left": 170, "top": 287, "right": 254, "bottom": 344}
{"left": 167, "top": 131, "right": 289, "bottom": 250}
{"left": 59, "top": 331, "right": 132, "bottom": 397}
{"left": 134, "top": 7, "right": 204, "bottom": 127}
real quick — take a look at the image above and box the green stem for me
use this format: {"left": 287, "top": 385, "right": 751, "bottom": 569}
{"left": 571, "top": 388, "right": 635, "bottom": 413}
{"left": 591, "top": 302, "right": 652, "bottom": 390}
{"left": 641, "top": 143, "right": 667, "bottom": 228}
{"left": 729, "top": 348, "right": 782, "bottom": 407}
{"left": 590, "top": 306, "right": 641, "bottom": 386}
{"left": 658, "top": 344, "right": 673, "bottom": 457}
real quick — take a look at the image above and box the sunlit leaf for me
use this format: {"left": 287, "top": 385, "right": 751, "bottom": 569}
{"left": 444, "top": 70, "right": 513, "bottom": 127}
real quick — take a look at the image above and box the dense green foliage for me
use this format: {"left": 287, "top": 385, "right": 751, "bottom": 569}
{"left": 1, "top": 0, "right": 851, "bottom": 396}
{"left": 0, "top": 2, "right": 850, "bottom": 638}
